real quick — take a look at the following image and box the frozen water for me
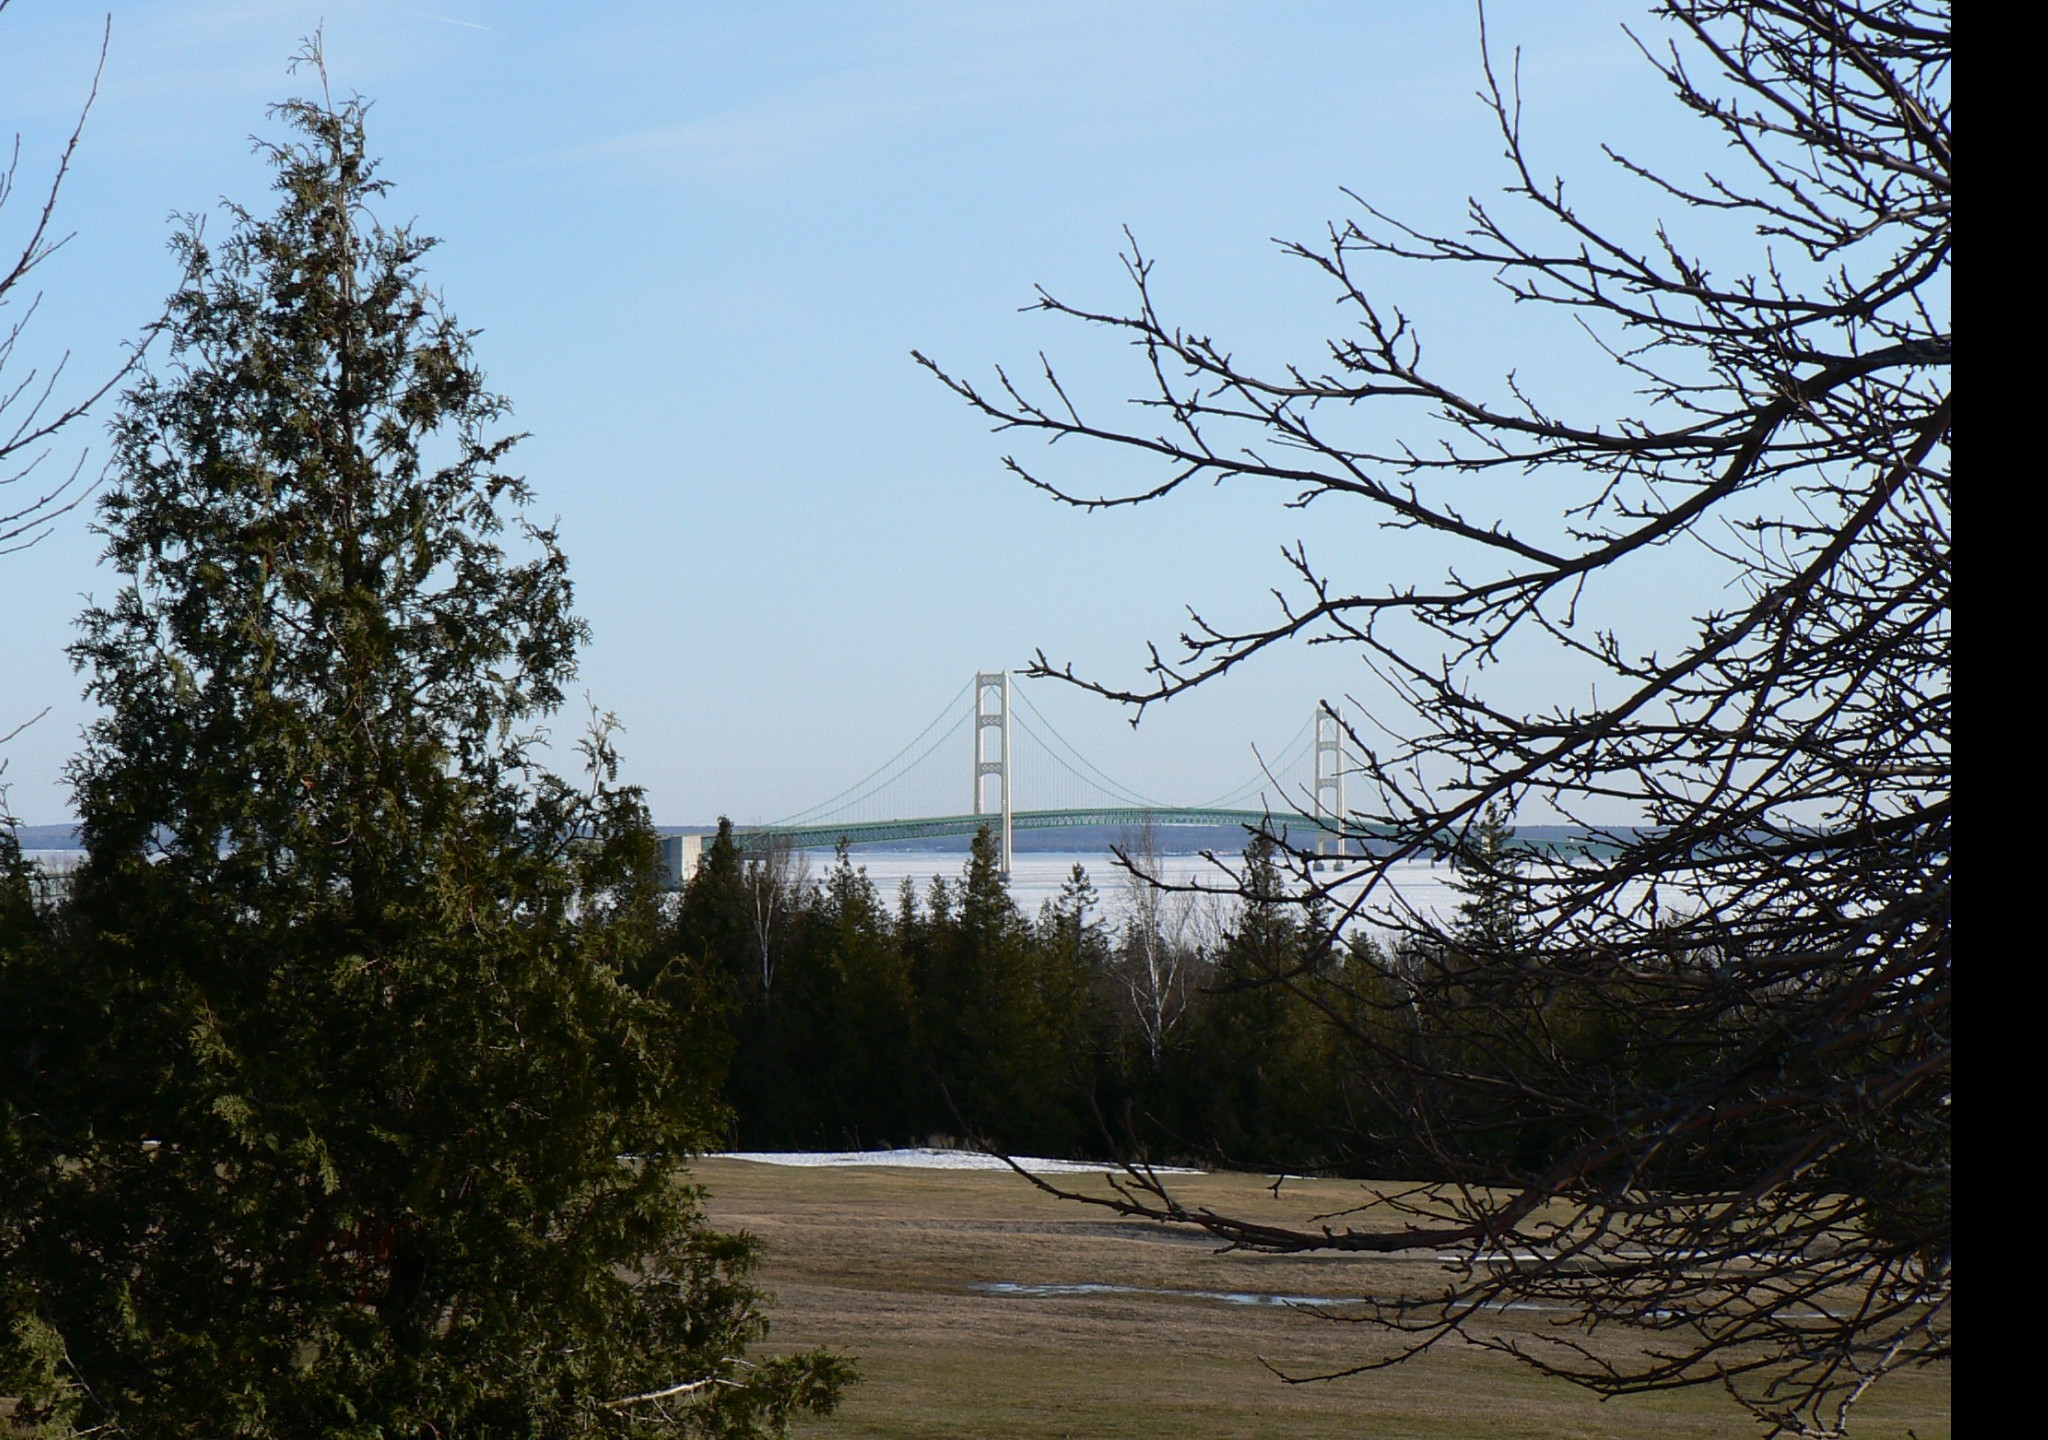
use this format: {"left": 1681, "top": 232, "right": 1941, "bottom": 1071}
{"left": 804, "top": 848, "right": 1469, "bottom": 931}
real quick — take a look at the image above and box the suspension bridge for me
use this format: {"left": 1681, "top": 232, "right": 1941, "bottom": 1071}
{"left": 664, "top": 672, "right": 1351, "bottom": 879}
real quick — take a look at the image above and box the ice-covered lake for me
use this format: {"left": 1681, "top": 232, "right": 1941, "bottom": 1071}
{"left": 20, "top": 844, "right": 1476, "bottom": 933}
{"left": 794, "top": 847, "right": 1468, "bottom": 932}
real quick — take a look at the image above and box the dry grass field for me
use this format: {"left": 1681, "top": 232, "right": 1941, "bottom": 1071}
{"left": 693, "top": 1158, "right": 1949, "bottom": 1439}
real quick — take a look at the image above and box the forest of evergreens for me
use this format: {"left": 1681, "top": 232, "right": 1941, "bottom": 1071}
{"left": 681, "top": 821, "right": 1449, "bottom": 1174}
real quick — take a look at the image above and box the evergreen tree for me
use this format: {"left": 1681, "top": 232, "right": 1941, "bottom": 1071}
{"left": 0, "top": 816, "right": 79, "bottom": 1435}
{"left": 1040, "top": 863, "right": 1103, "bottom": 968}
{"left": 672, "top": 820, "right": 751, "bottom": 994}
{"left": 0, "top": 74, "right": 846, "bottom": 1437}
{"left": 1449, "top": 800, "right": 1524, "bottom": 959}
{"left": 916, "top": 828, "right": 1077, "bottom": 1151}
{"left": 681, "top": 830, "right": 819, "bottom": 1149}
{"left": 812, "top": 849, "right": 916, "bottom": 1148}
{"left": 1166, "top": 837, "right": 1339, "bottom": 1169}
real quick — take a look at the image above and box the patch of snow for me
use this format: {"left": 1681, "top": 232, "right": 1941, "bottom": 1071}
{"left": 710, "top": 1146, "right": 1202, "bottom": 1175}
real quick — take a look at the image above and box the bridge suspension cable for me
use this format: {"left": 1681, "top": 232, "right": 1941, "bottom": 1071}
{"left": 752, "top": 671, "right": 1338, "bottom": 844}
{"left": 1190, "top": 714, "right": 1318, "bottom": 811}
{"left": 1008, "top": 688, "right": 1173, "bottom": 810}
{"left": 767, "top": 676, "right": 974, "bottom": 828}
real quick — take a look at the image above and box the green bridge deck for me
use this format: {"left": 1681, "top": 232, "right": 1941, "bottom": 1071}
{"left": 726, "top": 807, "right": 1338, "bottom": 851}
{"left": 655, "top": 811, "right": 1628, "bottom": 887}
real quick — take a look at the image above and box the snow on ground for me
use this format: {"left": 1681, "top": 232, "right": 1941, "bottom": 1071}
{"left": 712, "top": 1147, "right": 1202, "bottom": 1175}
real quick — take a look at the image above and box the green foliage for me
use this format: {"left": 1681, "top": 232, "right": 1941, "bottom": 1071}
{"left": 0, "top": 826, "right": 84, "bottom": 1439}
{"left": 914, "top": 829, "right": 1085, "bottom": 1152}
{"left": 645, "top": 819, "right": 1699, "bottom": 1186}
{"left": 0, "top": 81, "right": 844, "bottom": 1437}
{"left": 809, "top": 849, "right": 920, "bottom": 1144}
{"left": 1449, "top": 801, "right": 1524, "bottom": 959}
{"left": 685, "top": 829, "right": 1374, "bottom": 1174}
{"left": 694, "top": 835, "right": 922, "bottom": 1151}
{"left": 1154, "top": 838, "right": 1348, "bottom": 1171}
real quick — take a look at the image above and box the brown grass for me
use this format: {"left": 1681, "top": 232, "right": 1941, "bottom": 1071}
{"left": 692, "top": 1158, "right": 1950, "bottom": 1439}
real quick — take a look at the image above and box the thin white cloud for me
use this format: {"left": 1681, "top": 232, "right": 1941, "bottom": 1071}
{"left": 556, "top": 82, "right": 926, "bottom": 180}
{"left": 535, "top": 3, "right": 1198, "bottom": 183}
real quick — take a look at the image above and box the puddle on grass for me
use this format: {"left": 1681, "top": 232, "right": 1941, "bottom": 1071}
{"left": 970, "top": 1281, "right": 1369, "bottom": 1308}
{"left": 971, "top": 1281, "right": 1581, "bottom": 1315}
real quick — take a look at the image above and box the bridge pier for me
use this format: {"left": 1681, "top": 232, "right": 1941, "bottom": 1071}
{"left": 1314, "top": 703, "right": 1348, "bottom": 866}
{"left": 973, "top": 670, "right": 1014, "bottom": 874}
{"left": 659, "top": 832, "right": 707, "bottom": 888}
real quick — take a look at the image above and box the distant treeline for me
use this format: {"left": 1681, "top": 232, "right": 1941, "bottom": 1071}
{"left": 682, "top": 820, "right": 1404, "bottom": 1172}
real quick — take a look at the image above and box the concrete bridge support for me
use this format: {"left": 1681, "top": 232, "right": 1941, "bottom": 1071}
{"left": 1314, "top": 703, "right": 1348, "bottom": 863}
{"left": 974, "top": 670, "right": 1013, "bottom": 875}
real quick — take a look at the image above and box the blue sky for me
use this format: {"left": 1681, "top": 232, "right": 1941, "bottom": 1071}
{"left": 2, "top": 1, "right": 1711, "bottom": 825}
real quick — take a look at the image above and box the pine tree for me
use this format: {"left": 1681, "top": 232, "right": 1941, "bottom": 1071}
{"left": 0, "top": 69, "right": 846, "bottom": 1437}
{"left": 1044, "top": 864, "right": 1101, "bottom": 958}
{"left": 1449, "top": 800, "right": 1524, "bottom": 960}
{"left": 0, "top": 816, "right": 82, "bottom": 1437}
{"left": 1168, "top": 836, "right": 1338, "bottom": 1169}
{"left": 813, "top": 849, "right": 916, "bottom": 1148}
{"left": 672, "top": 820, "right": 752, "bottom": 993}
{"left": 917, "top": 827, "right": 1077, "bottom": 1151}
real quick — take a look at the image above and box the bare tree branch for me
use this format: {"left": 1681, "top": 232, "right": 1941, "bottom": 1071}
{"left": 0, "top": 8, "right": 156, "bottom": 555}
{"left": 931, "top": 3, "right": 1949, "bottom": 1434}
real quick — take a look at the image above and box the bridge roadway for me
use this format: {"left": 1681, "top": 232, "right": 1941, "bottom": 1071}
{"left": 654, "top": 812, "right": 1635, "bottom": 890}
{"left": 734, "top": 806, "right": 1338, "bottom": 851}
{"left": 745, "top": 807, "right": 1335, "bottom": 852}
{"left": 657, "top": 807, "right": 1345, "bottom": 882}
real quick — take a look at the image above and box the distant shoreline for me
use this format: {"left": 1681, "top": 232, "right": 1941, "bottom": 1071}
{"left": 10, "top": 823, "right": 1278, "bottom": 857}
{"left": 11, "top": 824, "right": 82, "bottom": 851}
{"left": 12, "top": 821, "right": 1627, "bottom": 857}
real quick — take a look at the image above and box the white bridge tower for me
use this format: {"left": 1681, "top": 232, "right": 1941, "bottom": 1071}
{"left": 1313, "top": 702, "right": 1348, "bottom": 864}
{"left": 973, "top": 670, "right": 1013, "bottom": 874}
